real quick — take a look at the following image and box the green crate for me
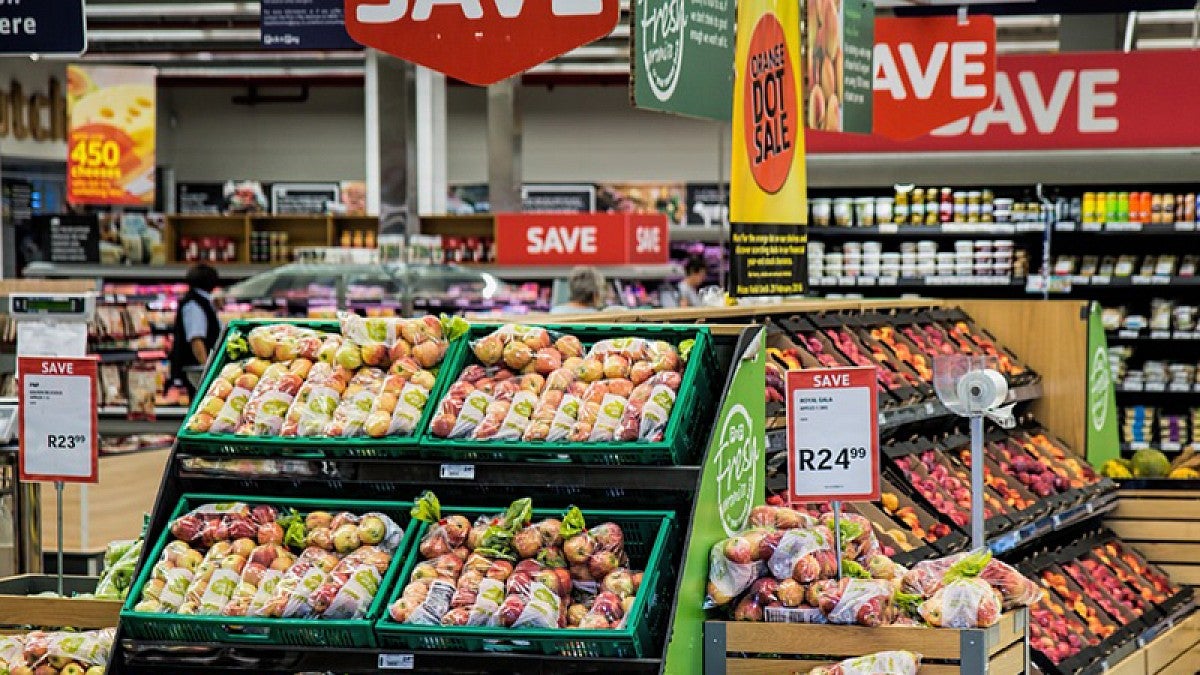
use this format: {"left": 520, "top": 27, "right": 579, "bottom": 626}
{"left": 374, "top": 506, "right": 676, "bottom": 658}
{"left": 176, "top": 318, "right": 465, "bottom": 458}
{"left": 120, "top": 493, "right": 415, "bottom": 648}
{"left": 419, "top": 324, "right": 717, "bottom": 465}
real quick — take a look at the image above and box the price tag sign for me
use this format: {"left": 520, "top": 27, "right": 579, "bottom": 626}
{"left": 785, "top": 367, "right": 879, "bottom": 502}
{"left": 18, "top": 357, "right": 98, "bottom": 484}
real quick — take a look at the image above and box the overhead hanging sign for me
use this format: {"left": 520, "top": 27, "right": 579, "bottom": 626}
{"left": 872, "top": 15, "right": 997, "bottom": 140}
{"left": 66, "top": 65, "right": 157, "bottom": 207}
{"left": 809, "top": 48, "right": 1200, "bottom": 152}
{"left": 631, "top": 0, "right": 735, "bottom": 121}
{"left": 494, "top": 212, "right": 669, "bottom": 266}
{"left": 344, "top": 0, "right": 621, "bottom": 86}
{"left": 728, "top": 0, "right": 807, "bottom": 298}
{"left": 263, "top": 0, "right": 359, "bottom": 49}
{"left": 805, "top": 0, "right": 875, "bottom": 133}
{"left": 18, "top": 356, "right": 99, "bottom": 484}
{"left": 0, "top": 0, "right": 86, "bottom": 56}
{"left": 786, "top": 366, "right": 880, "bottom": 503}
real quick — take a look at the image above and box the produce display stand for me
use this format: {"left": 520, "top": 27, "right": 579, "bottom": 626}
{"left": 1108, "top": 488, "right": 1200, "bottom": 587}
{"left": 704, "top": 609, "right": 1029, "bottom": 674}
{"left": 106, "top": 318, "right": 768, "bottom": 674}
{"left": 0, "top": 574, "right": 120, "bottom": 631}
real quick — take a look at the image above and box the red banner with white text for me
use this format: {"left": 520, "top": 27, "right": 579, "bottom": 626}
{"left": 810, "top": 49, "right": 1200, "bottom": 152}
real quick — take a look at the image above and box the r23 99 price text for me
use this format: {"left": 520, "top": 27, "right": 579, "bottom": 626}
{"left": 45, "top": 434, "right": 87, "bottom": 449}
{"left": 795, "top": 447, "right": 867, "bottom": 471}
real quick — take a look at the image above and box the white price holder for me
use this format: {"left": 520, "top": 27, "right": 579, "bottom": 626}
{"left": 18, "top": 356, "right": 98, "bottom": 484}
{"left": 785, "top": 367, "right": 880, "bottom": 503}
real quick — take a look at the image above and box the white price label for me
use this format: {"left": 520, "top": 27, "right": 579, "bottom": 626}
{"left": 785, "top": 367, "right": 879, "bottom": 502}
{"left": 439, "top": 463, "right": 476, "bottom": 480}
{"left": 18, "top": 357, "right": 98, "bottom": 484}
{"left": 378, "top": 654, "right": 415, "bottom": 670}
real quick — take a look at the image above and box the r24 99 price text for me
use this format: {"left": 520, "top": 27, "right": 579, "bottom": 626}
{"left": 795, "top": 446, "right": 867, "bottom": 471}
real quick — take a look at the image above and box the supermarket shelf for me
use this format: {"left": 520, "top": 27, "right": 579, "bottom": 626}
{"left": 1040, "top": 274, "right": 1200, "bottom": 289}
{"left": 114, "top": 642, "right": 662, "bottom": 675}
{"left": 1114, "top": 383, "right": 1200, "bottom": 394}
{"left": 99, "top": 406, "right": 187, "bottom": 435}
{"left": 458, "top": 264, "right": 683, "bottom": 281}
{"left": 1054, "top": 221, "right": 1200, "bottom": 234}
{"left": 23, "top": 262, "right": 273, "bottom": 281}
{"left": 670, "top": 225, "right": 728, "bottom": 242}
{"left": 1122, "top": 442, "right": 1188, "bottom": 453}
{"left": 989, "top": 488, "right": 1120, "bottom": 555}
{"left": 100, "top": 406, "right": 189, "bottom": 418}
{"left": 809, "top": 223, "right": 1046, "bottom": 237}
{"left": 810, "top": 275, "right": 1023, "bottom": 289}
{"left": 1107, "top": 329, "right": 1200, "bottom": 342}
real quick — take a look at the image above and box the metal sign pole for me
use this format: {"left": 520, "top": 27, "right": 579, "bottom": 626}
{"left": 55, "top": 480, "right": 64, "bottom": 595}
{"left": 832, "top": 500, "right": 843, "bottom": 579}
{"left": 969, "top": 415, "right": 986, "bottom": 550}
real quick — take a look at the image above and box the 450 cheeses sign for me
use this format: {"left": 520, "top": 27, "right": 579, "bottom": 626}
{"left": 346, "top": 0, "right": 621, "bottom": 85}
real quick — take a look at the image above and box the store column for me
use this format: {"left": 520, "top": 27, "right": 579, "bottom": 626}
{"left": 415, "top": 67, "right": 448, "bottom": 216}
{"left": 487, "top": 77, "right": 523, "bottom": 212}
{"left": 365, "top": 49, "right": 418, "bottom": 234}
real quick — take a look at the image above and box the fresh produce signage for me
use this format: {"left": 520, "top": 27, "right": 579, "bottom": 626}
{"left": 494, "top": 213, "right": 668, "bottom": 266}
{"left": 728, "top": 0, "right": 807, "bottom": 298}
{"left": 18, "top": 356, "right": 98, "bottom": 484}
{"left": 786, "top": 366, "right": 879, "bottom": 503}
{"left": 632, "top": 0, "right": 735, "bottom": 121}
{"left": 344, "top": 0, "right": 621, "bottom": 86}
{"left": 66, "top": 65, "right": 157, "bottom": 207}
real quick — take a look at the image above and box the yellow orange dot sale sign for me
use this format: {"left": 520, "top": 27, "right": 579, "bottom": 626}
{"left": 728, "top": 0, "right": 808, "bottom": 299}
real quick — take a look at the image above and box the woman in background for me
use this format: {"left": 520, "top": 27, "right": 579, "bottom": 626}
{"left": 550, "top": 266, "right": 608, "bottom": 314}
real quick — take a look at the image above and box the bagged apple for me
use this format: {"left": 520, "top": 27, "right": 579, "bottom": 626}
{"left": 705, "top": 536, "right": 766, "bottom": 608}
{"left": 587, "top": 394, "right": 628, "bottom": 442}
{"left": 471, "top": 324, "right": 555, "bottom": 367}
{"left": 521, "top": 390, "right": 564, "bottom": 441}
{"left": 280, "top": 362, "right": 350, "bottom": 437}
{"left": 236, "top": 362, "right": 307, "bottom": 436}
{"left": 319, "top": 367, "right": 385, "bottom": 437}
{"left": 809, "top": 650, "right": 922, "bottom": 675}
{"left": 175, "top": 540, "right": 235, "bottom": 614}
{"left": 223, "top": 544, "right": 295, "bottom": 617}
{"left": 511, "top": 582, "right": 563, "bottom": 629}
{"left": 206, "top": 362, "right": 267, "bottom": 434}
{"left": 819, "top": 512, "right": 879, "bottom": 563}
{"left": 919, "top": 577, "right": 1003, "bottom": 628}
{"left": 767, "top": 526, "right": 837, "bottom": 583}
{"left": 134, "top": 540, "right": 203, "bottom": 613}
{"left": 492, "top": 390, "right": 538, "bottom": 441}
{"left": 467, "top": 577, "right": 506, "bottom": 626}
{"left": 545, "top": 394, "right": 583, "bottom": 442}
{"left": 432, "top": 389, "right": 490, "bottom": 439}
{"left": 310, "top": 545, "right": 393, "bottom": 619}
{"left": 747, "top": 505, "right": 817, "bottom": 530}
{"left": 411, "top": 492, "right": 473, "bottom": 559}
{"left": 254, "top": 546, "right": 341, "bottom": 618}
{"left": 825, "top": 578, "right": 894, "bottom": 627}
{"left": 405, "top": 578, "right": 457, "bottom": 625}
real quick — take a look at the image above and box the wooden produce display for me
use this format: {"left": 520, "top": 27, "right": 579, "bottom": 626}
{"left": 0, "top": 575, "right": 120, "bottom": 631}
{"left": 704, "top": 610, "right": 1029, "bottom": 675}
{"left": 1107, "top": 489, "right": 1200, "bottom": 587}
{"left": 1106, "top": 611, "right": 1200, "bottom": 675}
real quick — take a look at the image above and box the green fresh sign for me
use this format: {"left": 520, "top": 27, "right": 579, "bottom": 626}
{"left": 663, "top": 328, "right": 765, "bottom": 675}
{"left": 632, "top": 0, "right": 735, "bottom": 121}
{"left": 841, "top": 0, "right": 874, "bottom": 133}
{"left": 1086, "top": 301, "right": 1120, "bottom": 466}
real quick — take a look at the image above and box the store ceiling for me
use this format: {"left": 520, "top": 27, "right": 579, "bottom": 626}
{"left": 81, "top": 1, "right": 1200, "bottom": 83}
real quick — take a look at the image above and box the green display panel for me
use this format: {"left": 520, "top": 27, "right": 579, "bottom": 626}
{"left": 632, "top": 0, "right": 735, "bottom": 121}
{"left": 663, "top": 328, "right": 766, "bottom": 674}
{"left": 1086, "top": 301, "right": 1121, "bottom": 466}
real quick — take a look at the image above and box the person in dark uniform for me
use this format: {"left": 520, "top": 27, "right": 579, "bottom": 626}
{"left": 169, "top": 264, "right": 221, "bottom": 396}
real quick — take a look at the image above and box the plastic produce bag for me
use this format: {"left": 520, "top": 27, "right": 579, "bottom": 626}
{"left": 95, "top": 538, "right": 143, "bottom": 600}
{"left": 236, "top": 362, "right": 307, "bottom": 436}
{"left": 920, "top": 577, "right": 1004, "bottom": 628}
{"left": 437, "top": 390, "right": 489, "bottom": 439}
{"left": 493, "top": 391, "right": 538, "bottom": 440}
{"left": 546, "top": 395, "right": 582, "bottom": 442}
{"left": 310, "top": 545, "right": 393, "bottom": 619}
{"left": 323, "top": 367, "right": 385, "bottom": 437}
{"left": 223, "top": 544, "right": 295, "bottom": 617}
{"left": 207, "top": 363, "right": 261, "bottom": 434}
{"left": 826, "top": 579, "right": 894, "bottom": 627}
{"left": 406, "top": 579, "right": 456, "bottom": 625}
{"left": 809, "top": 650, "right": 922, "bottom": 675}
{"left": 587, "top": 394, "right": 628, "bottom": 442}
{"left": 134, "top": 541, "right": 201, "bottom": 613}
{"left": 255, "top": 546, "right": 342, "bottom": 618}
{"left": 511, "top": 582, "right": 563, "bottom": 628}
{"left": 767, "top": 527, "right": 836, "bottom": 583}
{"left": 280, "top": 362, "right": 349, "bottom": 437}
{"left": 705, "top": 537, "right": 766, "bottom": 608}
{"left": 467, "top": 578, "right": 506, "bottom": 626}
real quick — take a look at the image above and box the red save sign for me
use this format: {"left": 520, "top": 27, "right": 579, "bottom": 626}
{"left": 18, "top": 356, "right": 98, "bottom": 485}
{"left": 344, "top": 0, "right": 621, "bottom": 86}
{"left": 873, "top": 16, "right": 997, "bottom": 141}
{"left": 494, "top": 213, "right": 668, "bottom": 266}
{"left": 786, "top": 367, "right": 879, "bottom": 503}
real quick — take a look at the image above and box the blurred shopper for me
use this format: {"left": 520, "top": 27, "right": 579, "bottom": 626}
{"left": 550, "top": 266, "right": 607, "bottom": 314}
{"left": 678, "top": 254, "right": 709, "bottom": 307}
{"left": 170, "top": 263, "right": 221, "bottom": 396}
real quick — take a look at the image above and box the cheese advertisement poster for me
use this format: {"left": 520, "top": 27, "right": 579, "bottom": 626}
{"left": 66, "top": 65, "right": 157, "bottom": 206}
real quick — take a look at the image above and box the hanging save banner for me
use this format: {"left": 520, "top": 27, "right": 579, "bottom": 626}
{"left": 728, "top": 0, "right": 807, "bottom": 298}
{"left": 66, "top": 65, "right": 157, "bottom": 206}
{"left": 872, "top": 15, "right": 997, "bottom": 140}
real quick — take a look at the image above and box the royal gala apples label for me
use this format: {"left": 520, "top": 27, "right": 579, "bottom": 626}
{"left": 66, "top": 65, "right": 157, "bottom": 207}
{"left": 742, "top": 13, "right": 795, "bottom": 195}
{"left": 345, "top": 0, "right": 621, "bottom": 86}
